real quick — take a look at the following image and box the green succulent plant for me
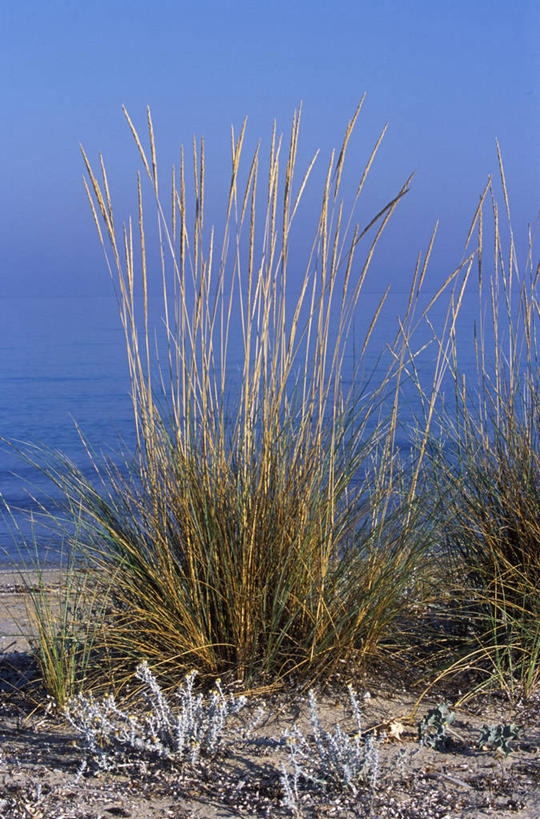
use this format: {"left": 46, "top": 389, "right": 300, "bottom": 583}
{"left": 479, "top": 723, "right": 521, "bottom": 757}
{"left": 417, "top": 703, "right": 455, "bottom": 751}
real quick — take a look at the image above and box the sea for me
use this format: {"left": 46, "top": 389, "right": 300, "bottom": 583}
{"left": 0, "top": 290, "right": 481, "bottom": 565}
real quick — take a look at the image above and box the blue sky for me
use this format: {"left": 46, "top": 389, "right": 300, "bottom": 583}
{"left": 1, "top": 0, "right": 538, "bottom": 297}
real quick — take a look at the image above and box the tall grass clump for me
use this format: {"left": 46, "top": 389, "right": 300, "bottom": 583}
{"left": 420, "top": 150, "right": 539, "bottom": 699}
{"left": 24, "top": 557, "right": 112, "bottom": 707}
{"left": 51, "top": 102, "right": 455, "bottom": 687}
{"left": 1, "top": 500, "right": 114, "bottom": 707}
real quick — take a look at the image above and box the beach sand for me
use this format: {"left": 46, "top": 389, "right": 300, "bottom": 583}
{"left": 0, "top": 568, "right": 65, "bottom": 652}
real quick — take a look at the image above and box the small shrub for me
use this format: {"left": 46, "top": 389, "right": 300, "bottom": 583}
{"left": 64, "top": 662, "right": 247, "bottom": 772}
{"left": 281, "top": 685, "right": 381, "bottom": 809}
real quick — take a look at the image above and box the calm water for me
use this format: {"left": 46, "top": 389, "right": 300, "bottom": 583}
{"left": 0, "top": 292, "right": 480, "bottom": 564}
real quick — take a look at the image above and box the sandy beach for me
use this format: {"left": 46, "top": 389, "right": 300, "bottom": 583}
{"left": 0, "top": 568, "right": 65, "bottom": 653}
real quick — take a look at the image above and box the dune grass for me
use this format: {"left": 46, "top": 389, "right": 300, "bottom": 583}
{"left": 23, "top": 559, "right": 112, "bottom": 707}
{"left": 5, "top": 108, "right": 537, "bottom": 708}
{"left": 38, "top": 101, "right": 461, "bottom": 692}
{"left": 416, "top": 152, "right": 539, "bottom": 701}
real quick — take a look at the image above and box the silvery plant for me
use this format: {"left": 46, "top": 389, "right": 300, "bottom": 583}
{"left": 281, "top": 685, "right": 381, "bottom": 811}
{"left": 64, "top": 662, "right": 247, "bottom": 773}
